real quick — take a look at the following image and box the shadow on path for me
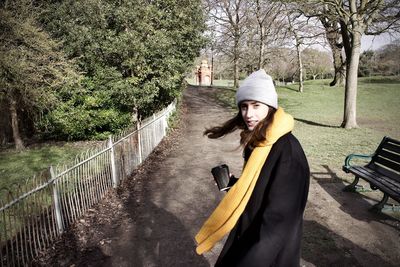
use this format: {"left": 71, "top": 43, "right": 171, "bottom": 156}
{"left": 311, "top": 164, "right": 400, "bottom": 230}
{"left": 302, "top": 220, "right": 396, "bottom": 267}
{"left": 119, "top": 192, "right": 209, "bottom": 267}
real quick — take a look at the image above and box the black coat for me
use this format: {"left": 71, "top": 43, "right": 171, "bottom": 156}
{"left": 215, "top": 133, "right": 310, "bottom": 267}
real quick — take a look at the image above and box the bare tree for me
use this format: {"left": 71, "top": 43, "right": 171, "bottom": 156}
{"left": 283, "top": 5, "right": 325, "bottom": 92}
{"left": 332, "top": 0, "right": 399, "bottom": 128}
{"left": 297, "top": 0, "right": 400, "bottom": 128}
{"left": 319, "top": 12, "right": 346, "bottom": 86}
{"left": 295, "top": 4, "right": 345, "bottom": 86}
{"left": 302, "top": 48, "right": 333, "bottom": 79}
{"left": 252, "top": 0, "right": 284, "bottom": 69}
{"left": 205, "top": 0, "right": 250, "bottom": 88}
{"left": 286, "top": 11, "right": 305, "bottom": 92}
{"left": 266, "top": 47, "right": 298, "bottom": 83}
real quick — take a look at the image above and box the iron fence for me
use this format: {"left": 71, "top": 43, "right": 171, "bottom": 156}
{"left": 0, "top": 101, "right": 176, "bottom": 266}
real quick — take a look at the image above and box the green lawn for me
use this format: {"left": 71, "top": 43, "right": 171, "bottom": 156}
{"left": 0, "top": 142, "right": 95, "bottom": 195}
{"left": 212, "top": 76, "right": 400, "bottom": 180}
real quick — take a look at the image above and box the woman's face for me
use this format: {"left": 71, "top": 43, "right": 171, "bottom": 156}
{"left": 240, "top": 100, "right": 269, "bottom": 131}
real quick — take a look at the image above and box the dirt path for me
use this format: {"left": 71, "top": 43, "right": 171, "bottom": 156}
{"left": 39, "top": 86, "right": 400, "bottom": 267}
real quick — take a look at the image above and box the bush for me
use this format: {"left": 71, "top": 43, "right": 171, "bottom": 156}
{"left": 35, "top": 0, "right": 206, "bottom": 140}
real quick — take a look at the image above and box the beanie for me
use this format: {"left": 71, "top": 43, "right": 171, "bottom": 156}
{"left": 235, "top": 69, "right": 278, "bottom": 109}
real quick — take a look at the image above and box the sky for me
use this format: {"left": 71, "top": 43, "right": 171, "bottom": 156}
{"left": 309, "top": 32, "right": 399, "bottom": 53}
{"left": 361, "top": 32, "right": 399, "bottom": 51}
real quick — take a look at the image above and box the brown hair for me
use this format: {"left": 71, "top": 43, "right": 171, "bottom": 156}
{"left": 204, "top": 106, "right": 276, "bottom": 148}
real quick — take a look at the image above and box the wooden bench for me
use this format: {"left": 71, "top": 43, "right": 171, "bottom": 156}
{"left": 342, "top": 136, "right": 400, "bottom": 212}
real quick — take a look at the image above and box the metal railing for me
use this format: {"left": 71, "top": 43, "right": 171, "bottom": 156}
{"left": 0, "top": 101, "right": 176, "bottom": 266}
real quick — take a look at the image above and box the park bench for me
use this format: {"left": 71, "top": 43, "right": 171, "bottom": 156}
{"left": 342, "top": 136, "right": 400, "bottom": 212}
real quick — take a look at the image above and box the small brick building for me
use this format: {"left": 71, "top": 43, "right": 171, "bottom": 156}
{"left": 195, "top": 60, "right": 212, "bottom": 86}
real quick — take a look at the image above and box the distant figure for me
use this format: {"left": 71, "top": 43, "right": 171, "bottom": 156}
{"left": 195, "top": 69, "right": 310, "bottom": 266}
{"left": 195, "top": 60, "right": 211, "bottom": 86}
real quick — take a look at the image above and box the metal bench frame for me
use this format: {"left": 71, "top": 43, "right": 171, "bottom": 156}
{"left": 342, "top": 136, "right": 400, "bottom": 212}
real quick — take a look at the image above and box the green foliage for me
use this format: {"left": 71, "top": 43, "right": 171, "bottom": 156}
{"left": 38, "top": 0, "right": 206, "bottom": 140}
{"left": 39, "top": 103, "right": 131, "bottom": 140}
{"left": 0, "top": 2, "right": 80, "bottom": 137}
{"left": 1, "top": 0, "right": 205, "bottom": 143}
{"left": 358, "top": 50, "right": 375, "bottom": 77}
{"left": 358, "top": 43, "right": 400, "bottom": 77}
{"left": 375, "top": 41, "right": 400, "bottom": 76}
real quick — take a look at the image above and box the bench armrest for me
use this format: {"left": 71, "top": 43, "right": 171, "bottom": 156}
{"left": 343, "top": 153, "right": 374, "bottom": 172}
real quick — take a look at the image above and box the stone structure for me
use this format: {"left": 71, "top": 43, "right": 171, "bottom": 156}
{"left": 195, "top": 60, "right": 212, "bottom": 86}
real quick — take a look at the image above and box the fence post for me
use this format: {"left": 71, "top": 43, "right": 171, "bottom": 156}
{"left": 109, "top": 136, "right": 118, "bottom": 188}
{"left": 137, "top": 121, "right": 142, "bottom": 163}
{"left": 153, "top": 114, "right": 157, "bottom": 145}
{"left": 162, "top": 114, "right": 166, "bottom": 137}
{"left": 50, "top": 166, "right": 64, "bottom": 234}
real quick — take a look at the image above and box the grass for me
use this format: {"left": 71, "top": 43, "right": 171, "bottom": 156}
{"left": 0, "top": 142, "right": 95, "bottom": 194}
{"left": 211, "top": 76, "right": 400, "bottom": 180}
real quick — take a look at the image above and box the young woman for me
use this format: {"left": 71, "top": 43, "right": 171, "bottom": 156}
{"left": 195, "top": 69, "right": 310, "bottom": 267}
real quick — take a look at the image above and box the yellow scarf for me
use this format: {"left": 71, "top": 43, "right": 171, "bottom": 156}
{"left": 195, "top": 107, "right": 294, "bottom": 254}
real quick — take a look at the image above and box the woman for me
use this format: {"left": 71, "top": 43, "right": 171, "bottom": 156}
{"left": 195, "top": 69, "right": 310, "bottom": 267}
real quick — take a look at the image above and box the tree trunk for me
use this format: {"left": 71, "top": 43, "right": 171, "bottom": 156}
{"left": 296, "top": 42, "right": 304, "bottom": 93}
{"left": 341, "top": 31, "right": 361, "bottom": 129}
{"left": 323, "top": 20, "right": 346, "bottom": 87}
{"left": 9, "top": 98, "right": 24, "bottom": 150}
{"left": 258, "top": 26, "right": 265, "bottom": 70}
{"left": 211, "top": 49, "right": 214, "bottom": 86}
{"left": 330, "top": 45, "right": 346, "bottom": 86}
{"left": 287, "top": 10, "right": 304, "bottom": 93}
{"left": 233, "top": 37, "right": 240, "bottom": 88}
{"left": 233, "top": 57, "right": 239, "bottom": 88}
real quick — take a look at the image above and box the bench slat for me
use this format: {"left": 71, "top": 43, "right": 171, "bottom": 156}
{"left": 386, "top": 137, "right": 400, "bottom": 145}
{"left": 373, "top": 156, "right": 400, "bottom": 173}
{"left": 352, "top": 166, "right": 400, "bottom": 187}
{"left": 349, "top": 167, "right": 400, "bottom": 202}
{"left": 382, "top": 142, "right": 400, "bottom": 155}
{"left": 353, "top": 166, "right": 400, "bottom": 189}
{"left": 379, "top": 149, "right": 400, "bottom": 164}
{"left": 368, "top": 162, "right": 400, "bottom": 184}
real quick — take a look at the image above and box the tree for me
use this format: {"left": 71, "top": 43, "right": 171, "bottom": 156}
{"left": 292, "top": 4, "right": 345, "bottom": 86}
{"left": 302, "top": 48, "right": 333, "bottom": 79}
{"left": 0, "top": 1, "right": 79, "bottom": 149}
{"left": 284, "top": 4, "right": 325, "bottom": 92}
{"left": 319, "top": 12, "right": 346, "bottom": 86}
{"left": 295, "top": 0, "right": 400, "bottom": 128}
{"left": 266, "top": 47, "right": 298, "bottom": 82}
{"left": 40, "top": 0, "right": 205, "bottom": 140}
{"left": 358, "top": 50, "right": 375, "bottom": 77}
{"left": 334, "top": 0, "right": 399, "bottom": 128}
{"left": 205, "top": 0, "right": 250, "bottom": 88}
{"left": 285, "top": 9, "right": 305, "bottom": 92}
{"left": 252, "top": 0, "right": 283, "bottom": 69}
{"left": 375, "top": 40, "right": 400, "bottom": 75}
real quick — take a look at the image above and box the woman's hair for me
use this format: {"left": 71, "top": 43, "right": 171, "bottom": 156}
{"left": 204, "top": 106, "right": 276, "bottom": 148}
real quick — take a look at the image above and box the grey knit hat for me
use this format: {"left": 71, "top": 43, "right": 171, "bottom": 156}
{"left": 235, "top": 69, "right": 278, "bottom": 109}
